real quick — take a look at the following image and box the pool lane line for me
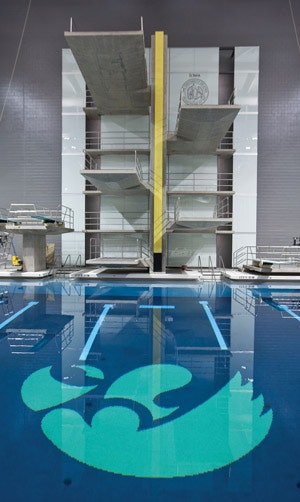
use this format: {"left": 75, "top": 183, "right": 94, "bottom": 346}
{"left": 199, "top": 301, "right": 228, "bottom": 350}
{"left": 139, "top": 305, "right": 175, "bottom": 309}
{"left": 278, "top": 305, "right": 300, "bottom": 321}
{"left": 262, "top": 297, "right": 300, "bottom": 321}
{"left": 79, "top": 304, "right": 114, "bottom": 362}
{"left": 0, "top": 301, "right": 39, "bottom": 330}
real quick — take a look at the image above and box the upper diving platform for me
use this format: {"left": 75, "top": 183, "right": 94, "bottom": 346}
{"left": 167, "top": 104, "right": 240, "bottom": 155}
{"left": 64, "top": 28, "right": 150, "bottom": 115}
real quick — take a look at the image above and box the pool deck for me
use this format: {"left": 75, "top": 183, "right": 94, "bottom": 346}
{"left": 0, "top": 268, "right": 52, "bottom": 278}
{"left": 1, "top": 266, "right": 300, "bottom": 281}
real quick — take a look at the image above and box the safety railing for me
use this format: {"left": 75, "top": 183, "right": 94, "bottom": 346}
{"left": 167, "top": 172, "right": 233, "bottom": 192}
{"left": 89, "top": 236, "right": 150, "bottom": 261}
{"left": 218, "top": 130, "right": 234, "bottom": 150}
{"left": 86, "top": 89, "right": 95, "bottom": 109}
{"left": 135, "top": 150, "right": 147, "bottom": 184}
{"left": 7, "top": 204, "right": 74, "bottom": 230}
{"left": 213, "top": 196, "right": 231, "bottom": 219}
{"left": 218, "top": 255, "right": 226, "bottom": 272}
{"left": 85, "top": 131, "right": 150, "bottom": 150}
{"left": 208, "top": 255, "right": 216, "bottom": 282}
{"left": 196, "top": 254, "right": 224, "bottom": 283}
{"left": 197, "top": 255, "right": 203, "bottom": 274}
{"left": 170, "top": 196, "right": 232, "bottom": 223}
{"left": 61, "top": 254, "right": 82, "bottom": 268}
{"left": 228, "top": 88, "right": 236, "bottom": 105}
{"left": 84, "top": 150, "right": 150, "bottom": 185}
{"left": 233, "top": 245, "right": 300, "bottom": 269}
{"left": 85, "top": 210, "right": 149, "bottom": 231}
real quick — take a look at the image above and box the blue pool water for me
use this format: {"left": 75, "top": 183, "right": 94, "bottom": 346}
{"left": 0, "top": 279, "right": 300, "bottom": 501}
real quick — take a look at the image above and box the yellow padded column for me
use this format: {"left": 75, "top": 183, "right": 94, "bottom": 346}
{"left": 153, "top": 31, "right": 165, "bottom": 257}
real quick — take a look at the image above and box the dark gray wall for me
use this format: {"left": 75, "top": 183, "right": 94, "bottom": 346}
{"left": 0, "top": 0, "right": 299, "bottom": 250}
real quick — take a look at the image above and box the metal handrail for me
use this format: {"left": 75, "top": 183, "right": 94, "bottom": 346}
{"left": 6, "top": 204, "right": 74, "bottom": 230}
{"left": 75, "top": 254, "right": 82, "bottom": 266}
{"left": 167, "top": 172, "right": 233, "bottom": 192}
{"left": 233, "top": 245, "right": 300, "bottom": 269}
{"left": 197, "top": 255, "right": 203, "bottom": 274}
{"left": 85, "top": 131, "right": 150, "bottom": 150}
{"left": 135, "top": 150, "right": 146, "bottom": 183}
{"left": 61, "top": 253, "right": 82, "bottom": 268}
{"left": 213, "top": 196, "right": 231, "bottom": 219}
{"left": 172, "top": 196, "right": 232, "bottom": 222}
{"left": 174, "top": 197, "right": 181, "bottom": 221}
{"left": 89, "top": 236, "right": 150, "bottom": 260}
{"left": 86, "top": 89, "right": 95, "bottom": 108}
{"left": 167, "top": 129, "right": 234, "bottom": 151}
{"left": 208, "top": 255, "right": 216, "bottom": 281}
{"left": 85, "top": 211, "right": 149, "bottom": 231}
{"left": 62, "top": 254, "right": 71, "bottom": 267}
{"left": 219, "top": 255, "right": 226, "bottom": 271}
{"left": 218, "top": 130, "right": 234, "bottom": 150}
{"left": 84, "top": 149, "right": 149, "bottom": 175}
{"left": 227, "top": 88, "right": 236, "bottom": 105}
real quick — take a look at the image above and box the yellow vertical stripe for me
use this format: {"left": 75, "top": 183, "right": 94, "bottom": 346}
{"left": 152, "top": 309, "right": 162, "bottom": 364}
{"left": 153, "top": 31, "right": 164, "bottom": 254}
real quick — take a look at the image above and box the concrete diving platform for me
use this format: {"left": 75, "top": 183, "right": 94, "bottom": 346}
{"left": 167, "top": 104, "right": 240, "bottom": 154}
{"left": 85, "top": 256, "right": 150, "bottom": 268}
{"left": 80, "top": 169, "right": 149, "bottom": 194}
{"left": 167, "top": 218, "right": 232, "bottom": 233}
{"left": 64, "top": 25, "right": 150, "bottom": 115}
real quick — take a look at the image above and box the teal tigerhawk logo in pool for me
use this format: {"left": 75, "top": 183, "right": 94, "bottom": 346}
{"left": 21, "top": 364, "right": 273, "bottom": 478}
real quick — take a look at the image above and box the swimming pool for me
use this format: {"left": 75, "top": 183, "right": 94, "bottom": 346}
{"left": 0, "top": 279, "right": 299, "bottom": 501}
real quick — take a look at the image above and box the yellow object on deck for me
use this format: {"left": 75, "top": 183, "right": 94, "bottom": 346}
{"left": 12, "top": 255, "right": 23, "bottom": 266}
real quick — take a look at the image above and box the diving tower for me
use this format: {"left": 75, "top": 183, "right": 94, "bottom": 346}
{"left": 62, "top": 23, "right": 246, "bottom": 272}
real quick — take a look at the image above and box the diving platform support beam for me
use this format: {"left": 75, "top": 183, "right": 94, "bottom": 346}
{"left": 23, "top": 234, "right": 46, "bottom": 272}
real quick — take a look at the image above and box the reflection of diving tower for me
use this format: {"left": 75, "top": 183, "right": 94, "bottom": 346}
{"left": 0, "top": 204, "right": 74, "bottom": 273}
{"left": 0, "top": 286, "right": 74, "bottom": 354}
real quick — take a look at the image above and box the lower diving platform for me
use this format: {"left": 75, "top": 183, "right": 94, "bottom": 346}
{"left": 1, "top": 204, "right": 74, "bottom": 274}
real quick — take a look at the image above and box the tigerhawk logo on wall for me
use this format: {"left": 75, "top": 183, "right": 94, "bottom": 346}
{"left": 21, "top": 363, "right": 272, "bottom": 478}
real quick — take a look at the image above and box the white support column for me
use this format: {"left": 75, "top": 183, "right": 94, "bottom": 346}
{"left": 232, "top": 47, "right": 259, "bottom": 256}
